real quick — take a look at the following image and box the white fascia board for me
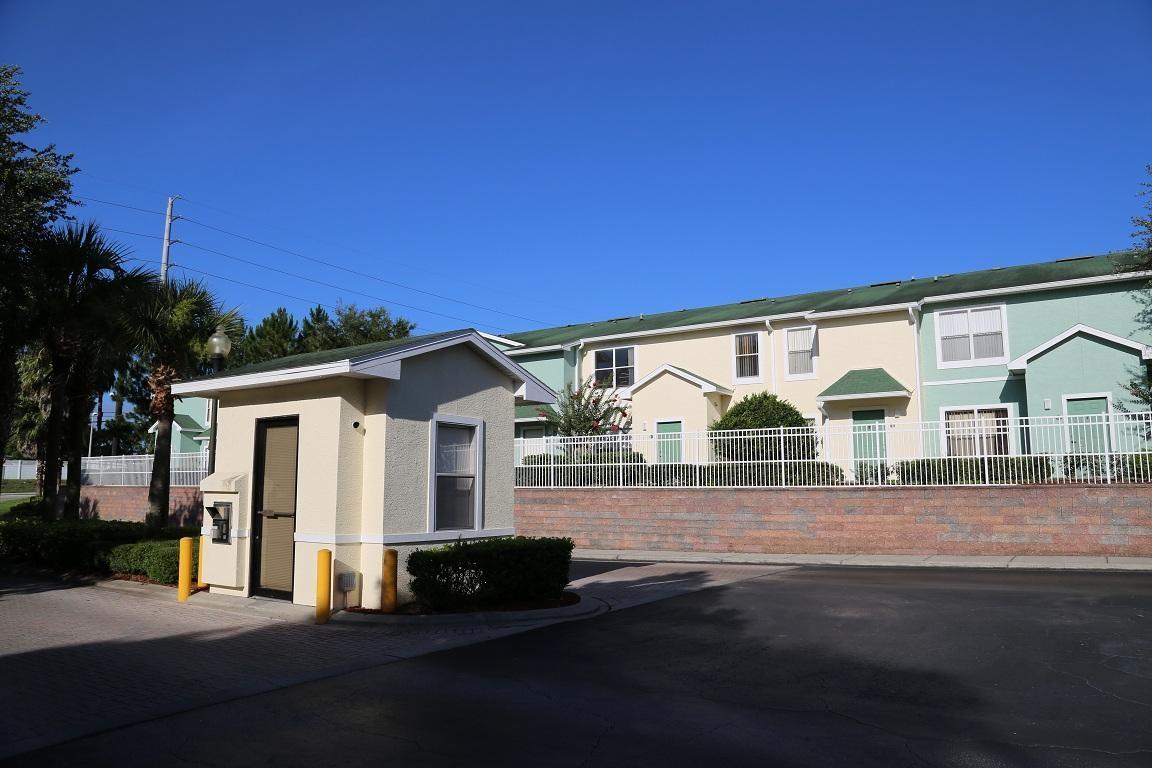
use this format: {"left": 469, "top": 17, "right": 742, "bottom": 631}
{"left": 816, "top": 390, "right": 910, "bottom": 403}
{"left": 919, "top": 270, "right": 1152, "bottom": 308}
{"left": 516, "top": 379, "right": 558, "bottom": 405}
{"left": 170, "top": 358, "right": 397, "bottom": 396}
{"left": 575, "top": 313, "right": 807, "bottom": 347}
{"left": 1006, "top": 324, "right": 1152, "bottom": 373}
{"left": 804, "top": 302, "right": 917, "bottom": 320}
{"left": 630, "top": 364, "right": 733, "bottom": 396}
{"left": 506, "top": 344, "right": 564, "bottom": 356}
{"left": 478, "top": 332, "right": 525, "bottom": 348}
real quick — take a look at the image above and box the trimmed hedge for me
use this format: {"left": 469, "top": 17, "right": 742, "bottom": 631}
{"left": 0, "top": 519, "right": 196, "bottom": 573}
{"left": 106, "top": 539, "right": 197, "bottom": 584}
{"left": 407, "top": 536, "right": 574, "bottom": 611}
{"left": 893, "top": 456, "right": 1056, "bottom": 485}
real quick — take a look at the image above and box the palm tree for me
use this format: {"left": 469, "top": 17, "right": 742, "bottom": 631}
{"left": 24, "top": 222, "right": 152, "bottom": 517}
{"left": 128, "top": 279, "right": 237, "bottom": 527}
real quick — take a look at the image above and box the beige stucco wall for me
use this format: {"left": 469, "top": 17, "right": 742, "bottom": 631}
{"left": 202, "top": 342, "right": 519, "bottom": 609}
{"left": 580, "top": 311, "right": 921, "bottom": 435}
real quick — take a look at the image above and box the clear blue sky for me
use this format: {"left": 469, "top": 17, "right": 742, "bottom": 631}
{"left": 3, "top": 1, "right": 1150, "bottom": 336}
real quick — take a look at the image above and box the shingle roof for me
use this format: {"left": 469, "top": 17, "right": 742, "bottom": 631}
{"left": 818, "top": 368, "right": 909, "bottom": 400}
{"left": 186, "top": 330, "right": 470, "bottom": 382}
{"left": 506, "top": 253, "right": 1141, "bottom": 349}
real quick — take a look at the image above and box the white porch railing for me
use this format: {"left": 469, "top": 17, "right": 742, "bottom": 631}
{"left": 81, "top": 452, "right": 208, "bottom": 487}
{"left": 514, "top": 412, "right": 1152, "bottom": 488}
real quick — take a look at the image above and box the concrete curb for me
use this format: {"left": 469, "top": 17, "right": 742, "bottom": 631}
{"left": 330, "top": 594, "right": 609, "bottom": 627}
{"left": 574, "top": 549, "right": 1152, "bottom": 571}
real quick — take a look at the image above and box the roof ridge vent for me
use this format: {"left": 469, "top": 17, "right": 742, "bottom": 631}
{"left": 870, "top": 280, "right": 901, "bottom": 287}
{"left": 740, "top": 297, "right": 768, "bottom": 304}
{"left": 1055, "top": 255, "right": 1094, "bottom": 263}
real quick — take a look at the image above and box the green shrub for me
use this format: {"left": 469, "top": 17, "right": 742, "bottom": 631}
{"left": 1, "top": 497, "right": 43, "bottom": 519}
{"left": 0, "top": 519, "right": 196, "bottom": 572}
{"left": 894, "top": 458, "right": 982, "bottom": 485}
{"left": 985, "top": 455, "right": 1055, "bottom": 484}
{"left": 701, "top": 461, "right": 844, "bottom": 487}
{"left": 407, "top": 536, "right": 574, "bottom": 611}
{"left": 1114, "top": 453, "right": 1152, "bottom": 482}
{"left": 709, "top": 394, "right": 817, "bottom": 462}
{"left": 106, "top": 539, "right": 197, "bottom": 584}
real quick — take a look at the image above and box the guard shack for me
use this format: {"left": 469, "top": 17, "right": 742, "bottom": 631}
{"left": 172, "top": 330, "right": 556, "bottom": 609}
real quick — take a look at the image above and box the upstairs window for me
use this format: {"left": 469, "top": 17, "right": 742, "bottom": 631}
{"left": 938, "top": 306, "right": 1007, "bottom": 367}
{"left": 785, "top": 326, "right": 817, "bottom": 377}
{"left": 733, "top": 332, "right": 760, "bottom": 381}
{"left": 593, "top": 347, "right": 635, "bottom": 388}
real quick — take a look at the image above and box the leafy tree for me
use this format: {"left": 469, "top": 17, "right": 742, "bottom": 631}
{"left": 333, "top": 304, "right": 414, "bottom": 346}
{"left": 1125, "top": 165, "right": 1152, "bottom": 408}
{"left": 234, "top": 307, "right": 299, "bottom": 365}
{"left": 127, "top": 279, "right": 237, "bottom": 527}
{"left": 540, "top": 378, "right": 631, "bottom": 436}
{"left": 0, "top": 65, "right": 77, "bottom": 482}
{"left": 710, "top": 392, "right": 815, "bottom": 461}
{"left": 23, "top": 223, "right": 151, "bottom": 518}
{"left": 300, "top": 306, "right": 339, "bottom": 352}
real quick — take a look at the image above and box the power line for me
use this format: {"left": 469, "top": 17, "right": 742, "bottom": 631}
{"left": 75, "top": 196, "right": 167, "bottom": 216}
{"left": 177, "top": 239, "right": 509, "bottom": 332}
{"left": 82, "top": 193, "right": 546, "bottom": 328}
{"left": 170, "top": 263, "right": 342, "bottom": 314}
{"left": 179, "top": 216, "right": 547, "bottom": 326}
{"left": 106, "top": 227, "right": 464, "bottom": 331}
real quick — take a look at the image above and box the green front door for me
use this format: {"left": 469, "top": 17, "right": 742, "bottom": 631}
{"left": 657, "top": 421, "right": 683, "bottom": 464}
{"left": 1066, "top": 397, "right": 1111, "bottom": 455}
{"left": 852, "top": 410, "right": 887, "bottom": 484}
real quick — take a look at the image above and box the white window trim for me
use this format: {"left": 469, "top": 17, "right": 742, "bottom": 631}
{"left": 782, "top": 325, "right": 818, "bottom": 381}
{"left": 1060, "top": 392, "right": 1117, "bottom": 452}
{"left": 731, "top": 331, "right": 764, "bottom": 385}
{"left": 934, "top": 304, "right": 1010, "bottom": 370}
{"left": 592, "top": 345, "right": 636, "bottom": 390}
{"left": 936, "top": 403, "right": 1020, "bottom": 456}
{"left": 427, "top": 413, "right": 485, "bottom": 534}
{"left": 653, "top": 419, "right": 686, "bottom": 464}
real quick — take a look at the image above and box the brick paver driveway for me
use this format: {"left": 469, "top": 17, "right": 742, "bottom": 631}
{"left": 0, "top": 576, "right": 538, "bottom": 758}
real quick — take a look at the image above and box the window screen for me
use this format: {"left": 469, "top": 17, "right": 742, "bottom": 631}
{"left": 434, "top": 423, "right": 476, "bottom": 531}
{"left": 734, "top": 333, "right": 759, "bottom": 379}
{"left": 786, "top": 327, "right": 815, "bottom": 375}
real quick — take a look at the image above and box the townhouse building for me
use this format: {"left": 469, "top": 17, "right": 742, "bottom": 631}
{"left": 500, "top": 253, "right": 1152, "bottom": 459}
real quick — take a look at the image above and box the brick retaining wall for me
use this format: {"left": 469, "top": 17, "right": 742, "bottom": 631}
{"left": 514, "top": 486, "right": 1152, "bottom": 556}
{"left": 80, "top": 486, "right": 203, "bottom": 526}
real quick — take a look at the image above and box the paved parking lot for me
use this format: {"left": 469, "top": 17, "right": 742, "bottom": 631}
{"left": 3, "top": 566, "right": 1150, "bottom": 766}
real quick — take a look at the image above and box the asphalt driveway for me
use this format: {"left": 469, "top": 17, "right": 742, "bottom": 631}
{"left": 6, "top": 566, "right": 1149, "bottom": 767}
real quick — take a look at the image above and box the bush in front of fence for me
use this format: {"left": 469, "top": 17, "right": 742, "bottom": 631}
{"left": 0, "top": 519, "right": 194, "bottom": 572}
{"left": 407, "top": 536, "right": 574, "bottom": 611}
{"left": 1113, "top": 452, "right": 1152, "bottom": 482}
{"left": 106, "top": 539, "right": 197, "bottom": 584}
{"left": 892, "top": 456, "right": 1056, "bottom": 485}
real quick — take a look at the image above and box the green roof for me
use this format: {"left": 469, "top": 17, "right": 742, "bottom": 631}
{"left": 187, "top": 330, "right": 470, "bottom": 381}
{"left": 506, "top": 252, "right": 1142, "bottom": 349}
{"left": 818, "top": 368, "right": 909, "bottom": 400}
{"left": 516, "top": 404, "right": 556, "bottom": 420}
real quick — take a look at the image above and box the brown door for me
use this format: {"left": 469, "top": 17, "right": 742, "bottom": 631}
{"left": 250, "top": 417, "right": 299, "bottom": 599}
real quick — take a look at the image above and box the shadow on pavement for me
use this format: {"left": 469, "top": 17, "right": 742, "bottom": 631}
{"left": 3, "top": 567, "right": 1150, "bottom": 767}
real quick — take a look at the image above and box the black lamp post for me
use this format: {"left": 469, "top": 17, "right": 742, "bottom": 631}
{"left": 206, "top": 326, "right": 232, "bottom": 475}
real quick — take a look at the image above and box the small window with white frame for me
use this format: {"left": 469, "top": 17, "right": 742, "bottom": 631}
{"left": 936, "top": 305, "right": 1008, "bottom": 367}
{"left": 430, "top": 415, "right": 484, "bottom": 532}
{"left": 733, "top": 332, "right": 761, "bottom": 381}
{"left": 593, "top": 347, "right": 635, "bottom": 388}
{"left": 785, "top": 326, "right": 817, "bottom": 378}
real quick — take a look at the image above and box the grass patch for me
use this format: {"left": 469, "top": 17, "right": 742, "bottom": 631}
{"left": 1, "top": 479, "right": 37, "bottom": 494}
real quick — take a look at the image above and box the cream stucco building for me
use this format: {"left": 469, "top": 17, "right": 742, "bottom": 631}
{"left": 171, "top": 330, "right": 555, "bottom": 608}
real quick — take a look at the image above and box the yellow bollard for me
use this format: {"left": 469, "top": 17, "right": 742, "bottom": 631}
{"left": 177, "top": 537, "right": 193, "bottom": 602}
{"left": 381, "top": 548, "right": 398, "bottom": 614}
{"left": 196, "top": 535, "right": 206, "bottom": 589}
{"left": 316, "top": 548, "right": 332, "bottom": 625}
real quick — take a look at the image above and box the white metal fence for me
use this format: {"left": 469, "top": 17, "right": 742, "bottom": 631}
{"left": 2, "top": 459, "right": 67, "bottom": 481}
{"left": 515, "top": 412, "right": 1152, "bottom": 488}
{"left": 80, "top": 452, "right": 208, "bottom": 487}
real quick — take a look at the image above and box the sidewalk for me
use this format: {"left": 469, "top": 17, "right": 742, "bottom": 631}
{"left": 575, "top": 549, "right": 1152, "bottom": 571}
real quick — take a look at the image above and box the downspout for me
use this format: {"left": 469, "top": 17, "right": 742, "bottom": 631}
{"left": 908, "top": 306, "right": 923, "bottom": 421}
{"left": 765, "top": 319, "right": 777, "bottom": 395}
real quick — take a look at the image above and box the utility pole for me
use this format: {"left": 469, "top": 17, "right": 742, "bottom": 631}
{"left": 160, "top": 195, "right": 178, "bottom": 283}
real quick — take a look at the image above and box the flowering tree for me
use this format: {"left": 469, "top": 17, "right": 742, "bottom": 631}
{"left": 539, "top": 377, "right": 631, "bottom": 436}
